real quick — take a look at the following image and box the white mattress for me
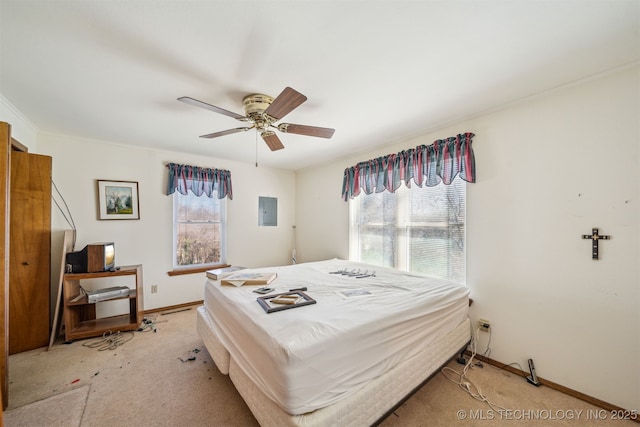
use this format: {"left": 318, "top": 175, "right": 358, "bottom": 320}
{"left": 203, "top": 259, "right": 469, "bottom": 415}
{"left": 227, "top": 316, "right": 471, "bottom": 427}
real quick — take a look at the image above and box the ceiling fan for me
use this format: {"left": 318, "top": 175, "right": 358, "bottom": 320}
{"left": 178, "top": 87, "right": 335, "bottom": 151}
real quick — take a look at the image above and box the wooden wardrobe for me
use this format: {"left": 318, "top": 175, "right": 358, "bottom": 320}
{"left": 0, "top": 122, "right": 11, "bottom": 410}
{"left": 0, "top": 121, "right": 52, "bottom": 410}
{"left": 9, "top": 150, "right": 51, "bottom": 354}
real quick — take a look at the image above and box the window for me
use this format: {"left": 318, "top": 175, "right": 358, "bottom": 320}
{"left": 173, "top": 192, "right": 226, "bottom": 268}
{"left": 349, "top": 177, "right": 466, "bottom": 284}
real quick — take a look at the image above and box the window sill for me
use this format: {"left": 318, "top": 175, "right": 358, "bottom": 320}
{"left": 167, "top": 264, "right": 231, "bottom": 277}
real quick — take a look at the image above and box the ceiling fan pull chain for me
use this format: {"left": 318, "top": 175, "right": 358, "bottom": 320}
{"left": 255, "top": 130, "right": 258, "bottom": 167}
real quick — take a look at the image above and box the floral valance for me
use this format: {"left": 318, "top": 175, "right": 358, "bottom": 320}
{"left": 166, "top": 163, "right": 233, "bottom": 199}
{"left": 341, "top": 132, "right": 475, "bottom": 201}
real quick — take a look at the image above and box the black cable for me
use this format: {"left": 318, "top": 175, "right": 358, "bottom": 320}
{"left": 51, "top": 179, "right": 77, "bottom": 249}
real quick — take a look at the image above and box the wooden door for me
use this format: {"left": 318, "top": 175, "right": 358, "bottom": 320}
{"left": 9, "top": 151, "right": 52, "bottom": 354}
{"left": 0, "top": 122, "right": 10, "bottom": 409}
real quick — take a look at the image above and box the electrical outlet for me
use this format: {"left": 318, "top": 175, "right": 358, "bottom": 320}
{"left": 478, "top": 318, "right": 490, "bottom": 332}
{"left": 151, "top": 285, "right": 158, "bottom": 294}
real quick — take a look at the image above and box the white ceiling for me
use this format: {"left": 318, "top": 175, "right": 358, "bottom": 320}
{"left": 1, "top": 1, "right": 638, "bottom": 170}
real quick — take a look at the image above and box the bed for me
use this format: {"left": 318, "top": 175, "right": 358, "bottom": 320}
{"left": 196, "top": 259, "right": 470, "bottom": 426}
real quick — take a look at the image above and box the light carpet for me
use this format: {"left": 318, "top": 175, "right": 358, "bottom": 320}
{"left": 4, "top": 385, "right": 88, "bottom": 427}
{"left": 4, "top": 306, "right": 637, "bottom": 426}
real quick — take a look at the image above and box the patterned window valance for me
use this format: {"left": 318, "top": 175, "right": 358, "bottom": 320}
{"left": 166, "top": 163, "right": 233, "bottom": 199}
{"left": 341, "top": 132, "right": 475, "bottom": 201}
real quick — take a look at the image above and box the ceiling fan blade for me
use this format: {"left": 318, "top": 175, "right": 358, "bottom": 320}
{"left": 264, "top": 87, "right": 307, "bottom": 120}
{"left": 178, "top": 96, "right": 246, "bottom": 120}
{"left": 261, "top": 131, "right": 285, "bottom": 151}
{"left": 278, "top": 123, "right": 335, "bottom": 139}
{"left": 200, "top": 127, "right": 252, "bottom": 139}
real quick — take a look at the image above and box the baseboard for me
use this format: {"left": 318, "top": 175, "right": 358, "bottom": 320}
{"left": 143, "top": 300, "right": 203, "bottom": 316}
{"left": 465, "top": 351, "right": 639, "bottom": 424}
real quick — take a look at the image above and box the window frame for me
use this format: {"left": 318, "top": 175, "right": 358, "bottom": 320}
{"left": 171, "top": 191, "right": 228, "bottom": 271}
{"left": 349, "top": 178, "right": 466, "bottom": 284}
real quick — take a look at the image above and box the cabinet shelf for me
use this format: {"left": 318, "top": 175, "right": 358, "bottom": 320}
{"left": 62, "top": 264, "right": 143, "bottom": 342}
{"left": 65, "top": 314, "right": 139, "bottom": 340}
{"left": 66, "top": 289, "right": 137, "bottom": 306}
{"left": 64, "top": 264, "right": 141, "bottom": 280}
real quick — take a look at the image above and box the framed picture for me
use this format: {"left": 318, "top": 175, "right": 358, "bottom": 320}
{"left": 256, "top": 291, "right": 316, "bottom": 314}
{"left": 97, "top": 180, "right": 140, "bottom": 220}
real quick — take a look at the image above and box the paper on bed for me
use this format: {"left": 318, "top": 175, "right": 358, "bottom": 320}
{"left": 203, "top": 259, "right": 469, "bottom": 415}
{"left": 335, "top": 288, "right": 372, "bottom": 298}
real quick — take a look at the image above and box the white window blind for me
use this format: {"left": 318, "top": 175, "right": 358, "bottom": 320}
{"left": 349, "top": 176, "right": 466, "bottom": 284}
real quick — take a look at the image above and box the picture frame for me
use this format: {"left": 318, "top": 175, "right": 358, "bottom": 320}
{"left": 257, "top": 291, "right": 316, "bottom": 313}
{"left": 97, "top": 180, "right": 140, "bottom": 220}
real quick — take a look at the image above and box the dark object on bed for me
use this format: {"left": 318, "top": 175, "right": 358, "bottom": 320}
{"left": 257, "top": 291, "right": 316, "bottom": 313}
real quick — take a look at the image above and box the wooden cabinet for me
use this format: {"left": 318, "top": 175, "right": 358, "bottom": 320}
{"left": 9, "top": 151, "right": 52, "bottom": 354}
{"left": 62, "top": 265, "right": 143, "bottom": 342}
{"left": 0, "top": 122, "right": 11, "bottom": 409}
{"left": 0, "top": 121, "right": 52, "bottom": 410}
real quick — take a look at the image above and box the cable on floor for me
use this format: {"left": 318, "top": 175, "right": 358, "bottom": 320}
{"left": 441, "top": 326, "right": 509, "bottom": 413}
{"left": 459, "top": 324, "right": 528, "bottom": 380}
{"left": 137, "top": 315, "right": 167, "bottom": 332}
{"left": 82, "top": 330, "right": 135, "bottom": 351}
{"left": 478, "top": 325, "right": 492, "bottom": 365}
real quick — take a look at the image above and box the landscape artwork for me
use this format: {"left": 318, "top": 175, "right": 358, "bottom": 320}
{"left": 97, "top": 180, "right": 140, "bottom": 220}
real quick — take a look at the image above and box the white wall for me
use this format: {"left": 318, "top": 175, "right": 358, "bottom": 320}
{"left": 2, "top": 64, "right": 637, "bottom": 412}
{"left": 296, "top": 65, "right": 639, "bottom": 411}
{"left": 0, "top": 95, "right": 38, "bottom": 149}
{"left": 36, "top": 134, "right": 296, "bottom": 311}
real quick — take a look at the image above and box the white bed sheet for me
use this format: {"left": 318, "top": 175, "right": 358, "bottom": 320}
{"left": 203, "top": 259, "right": 469, "bottom": 415}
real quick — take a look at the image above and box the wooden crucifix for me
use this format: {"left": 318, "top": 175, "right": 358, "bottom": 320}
{"left": 581, "top": 227, "right": 611, "bottom": 260}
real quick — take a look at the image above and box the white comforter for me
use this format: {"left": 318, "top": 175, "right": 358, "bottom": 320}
{"left": 203, "top": 259, "right": 469, "bottom": 415}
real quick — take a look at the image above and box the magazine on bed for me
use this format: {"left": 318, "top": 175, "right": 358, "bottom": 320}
{"left": 221, "top": 272, "right": 277, "bottom": 287}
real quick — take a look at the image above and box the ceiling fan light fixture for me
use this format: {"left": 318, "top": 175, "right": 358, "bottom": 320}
{"left": 242, "top": 94, "right": 274, "bottom": 116}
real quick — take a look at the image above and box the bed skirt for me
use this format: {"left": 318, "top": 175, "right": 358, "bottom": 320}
{"left": 197, "top": 305, "right": 470, "bottom": 426}
{"left": 196, "top": 305, "right": 231, "bottom": 375}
